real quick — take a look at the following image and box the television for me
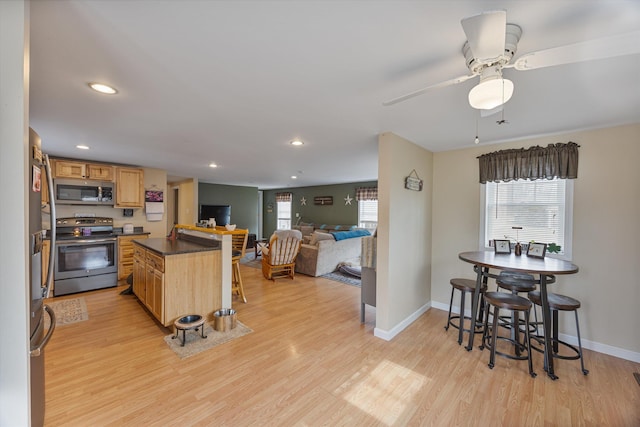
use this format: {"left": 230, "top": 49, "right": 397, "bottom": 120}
{"left": 199, "top": 204, "right": 231, "bottom": 226}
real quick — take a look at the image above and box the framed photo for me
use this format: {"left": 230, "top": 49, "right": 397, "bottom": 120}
{"left": 493, "top": 239, "right": 511, "bottom": 254}
{"left": 527, "top": 242, "right": 547, "bottom": 258}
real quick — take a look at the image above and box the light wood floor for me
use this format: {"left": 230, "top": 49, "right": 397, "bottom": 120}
{"left": 44, "top": 264, "right": 640, "bottom": 426}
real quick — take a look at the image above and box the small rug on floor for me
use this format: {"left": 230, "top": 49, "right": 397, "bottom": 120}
{"left": 164, "top": 321, "right": 253, "bottom": 359}
{"left": 239, "top": 254, "right": 262, "bottom": 269}
{"left": 46, "top": 297, "right": 89, "bottom": 326}
{"left": 321, "top": 271, "right": 361, "bottom": 287}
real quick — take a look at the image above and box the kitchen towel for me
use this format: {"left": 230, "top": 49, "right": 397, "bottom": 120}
{"left": 145, "top": 202, "right": 164, "bottom": 221}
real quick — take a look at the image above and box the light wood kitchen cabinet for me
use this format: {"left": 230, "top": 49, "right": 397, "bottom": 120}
{"left": 53, "top": 159, "right": 113, "bottom": 181}
{"left": 144, "top": 250, "right": 164, "bottom": 319}
{"left": 118, "top": 234, "right": 147, "bottom": 280}
{"left": 86, "top": 164, "right": 114, "bottom": 181}
{"left": 132, "top": 245, "right": 147, "bottom": 298}
{"left": 132, "top": 240, "right": 221, "bottom": 327}
{"left": 115, "top": 167, "right": 144, "bottom": 208}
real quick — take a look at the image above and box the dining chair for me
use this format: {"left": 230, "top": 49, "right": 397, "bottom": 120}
{"left": 261, "top": 230, "right": 302, "bottom": 280}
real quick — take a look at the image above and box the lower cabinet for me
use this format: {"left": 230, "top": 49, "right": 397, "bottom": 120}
{"left": 118, "top": 235, "right": 148, "bottom": 280}
{"left": 132, "top": 242, "right": 221, "bottom": 327}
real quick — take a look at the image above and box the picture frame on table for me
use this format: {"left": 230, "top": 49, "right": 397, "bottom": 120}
{"left": 493, "top": 239, "right": 511, "bottom": 254}
{"left": 527, "top": 242, "right": 547, "bottom": 258}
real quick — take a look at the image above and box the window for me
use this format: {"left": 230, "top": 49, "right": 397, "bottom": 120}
{"left": 480, "top": 178, "right": 573, "bottom": 259}
{"left": 276, "top": 201, "right": 291, "bottom": 230}
{"left": 358, "top": 200, "right": 378, "bottom": 232}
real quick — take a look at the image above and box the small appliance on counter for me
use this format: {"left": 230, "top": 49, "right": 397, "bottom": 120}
{"left": 123, "top": 223, "right": 134, "bottom": 234}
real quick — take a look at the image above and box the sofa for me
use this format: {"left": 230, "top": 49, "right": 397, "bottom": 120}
{"left": 292, "top": 223, "right": 356, "bottom": 243}
{"left": 295, "top": 229, "right": 370, "bottom": 277}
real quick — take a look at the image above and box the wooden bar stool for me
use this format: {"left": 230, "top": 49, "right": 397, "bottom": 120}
{"left": 445, "top": 278, "right": 487, "bottom": 345}
{"left": 528, "top": 290, "right": 589, "bottom": 375}
{"left": 480, "top": 292, "right": 536, "bottom": 377}
{"left": 230, "top": 230, "right": 249, "bottom": 303}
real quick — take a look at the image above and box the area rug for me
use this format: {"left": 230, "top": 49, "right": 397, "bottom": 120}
{"left": 46, "top": 297, "right": 89, "bottom": 326}
{"left": 164, "top": 321, "right": 253, "bottom": 359}
{"left": 239, "top": 254, "right": 262, "bottom": 269}
{"left": 321, "top": 271, "right": 361, "bottom": 287}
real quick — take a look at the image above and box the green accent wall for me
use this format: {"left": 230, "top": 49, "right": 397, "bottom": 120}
{"left": 198, "top": 182, "right": 259, "bottom": 235}
{"left": 262, "top": 181, "right": 377, "bottom": 237}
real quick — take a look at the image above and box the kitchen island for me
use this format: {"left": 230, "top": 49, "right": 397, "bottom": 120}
{"left": 133, "top": 226, "right": 233, "bottom": 327}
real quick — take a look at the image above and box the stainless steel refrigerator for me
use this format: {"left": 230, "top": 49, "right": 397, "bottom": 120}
{"left": 29, "top": 128, "right": 56, "bottom": 427}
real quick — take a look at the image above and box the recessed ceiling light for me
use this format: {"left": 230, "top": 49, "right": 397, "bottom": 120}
{"left": 208, "top": 163, "right": 218, "bottom": 168}
{"left": 88, "top": 82, "right": 118, "bottom": 95}
{"left": 290, "top": 139, "right": 304, "bottom": 146}
{"left": 291, "top": 175, "right": 297, "bottom": 179}
{"left": 76, "top": 145, "right": 90, "bottom": 150}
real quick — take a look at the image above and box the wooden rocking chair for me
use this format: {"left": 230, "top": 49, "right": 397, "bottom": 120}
{"left": 262, "top": 230, "right": 302, "bottom": 280}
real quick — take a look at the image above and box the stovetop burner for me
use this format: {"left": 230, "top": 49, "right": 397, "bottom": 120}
{"left": 56, "top": 217, "right": 115, "bottom": 240}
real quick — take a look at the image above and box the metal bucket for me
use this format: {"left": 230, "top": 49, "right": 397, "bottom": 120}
{"left": 213, "top": 308, "right": 237, "bottom": 331}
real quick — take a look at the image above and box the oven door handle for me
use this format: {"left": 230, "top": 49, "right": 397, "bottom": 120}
{"left": 57, "top": 238, "right": 117, "bottom": 245}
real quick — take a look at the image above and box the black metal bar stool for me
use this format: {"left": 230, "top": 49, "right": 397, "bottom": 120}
{"left": 495, "top": 270, "right": 537, "bottom": 355}
{"left": 480, "top": 292, "right": 536, "bottom": 377}
{"left": 445, "top": 278, "right": 487, "bottom": 345}
{"left": 528, "top": 290, "right": 589, "bottom": 375}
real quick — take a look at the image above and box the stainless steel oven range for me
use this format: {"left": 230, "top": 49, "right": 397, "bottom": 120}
{"left": 54, "top": 217, "right": 118, "bottom": 296}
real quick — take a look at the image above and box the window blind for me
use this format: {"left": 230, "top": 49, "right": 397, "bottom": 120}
{"left": 485, "top": 179, "right": 566, "bottom": 249}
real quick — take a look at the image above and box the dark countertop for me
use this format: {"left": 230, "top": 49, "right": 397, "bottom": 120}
{"left": 133, "top": 237, "right": 220, "bottom": 256}
{"left": 114, "top": 231, "right": 151, "bottom": 237}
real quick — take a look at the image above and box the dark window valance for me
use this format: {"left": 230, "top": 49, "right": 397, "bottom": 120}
{"left": 275, "top": 192, "right": 292, "bottom": 202}
{"left": 356, "top": 187, "right": 378, "bottom": 201}
{"left": 478, "top": 142, "right": 580, "bottom": 184}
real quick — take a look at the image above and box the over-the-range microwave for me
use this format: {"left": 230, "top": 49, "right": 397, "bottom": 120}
{"left": 54, "top": 178, "right": 115, "bottom": 205}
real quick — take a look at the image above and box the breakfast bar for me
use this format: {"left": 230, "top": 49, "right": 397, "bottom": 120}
{"left": 132, "top": 225, "right": 234, "bottom": 327}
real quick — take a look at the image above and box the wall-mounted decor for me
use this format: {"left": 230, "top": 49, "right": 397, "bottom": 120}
{"left": 344, "top": 194, "right": 353, "bottom": 205}
{"left": 267, "top": 203, "right": 274, "bottom": 213}
{"left": 405, "top": 169, "right": 423, "bottom": 191}
{"left": 145, "top": 189, "right": 164, "bottom": 202}
{"left": 300, "top": 197, "right": 307, "bottom": 206}
{"left": 314, "top": 196, "right": 333, "bottom": 205}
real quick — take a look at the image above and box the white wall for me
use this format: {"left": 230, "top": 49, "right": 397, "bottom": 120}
{"left": 376, "top": 132, "right": 433, "bottom": 339}
{"left": 431, "top": 123, "right": 640, "bottom": 359}
{"left": 0, "top": 1, "right": 31, "bottom": 424}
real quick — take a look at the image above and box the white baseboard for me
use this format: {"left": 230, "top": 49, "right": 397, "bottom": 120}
{"left": 374, "top": 301, "right": 431, "bottom": 341}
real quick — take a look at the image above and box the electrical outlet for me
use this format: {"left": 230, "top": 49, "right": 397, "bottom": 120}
{"left": 295, "top": 213, "right": 300, "bottom": 217}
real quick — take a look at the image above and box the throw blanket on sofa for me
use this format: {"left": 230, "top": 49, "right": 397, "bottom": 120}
{"left": 332, "top": 229, "right": 371, "bottom": 241}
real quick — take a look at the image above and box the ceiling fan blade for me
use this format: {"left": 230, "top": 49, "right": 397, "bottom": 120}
{"left": 514, "top": 30, "right": 640, "bottom": 71}
{"left": 461, "top": 10, "right": 507, "bottom": 62}
{"left": 382, "top": 74, "right": 476, "bottom": 106}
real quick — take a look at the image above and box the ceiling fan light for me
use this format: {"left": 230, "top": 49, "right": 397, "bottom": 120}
{"left": 468, "top": 78, "right": 513, "bottom": 110}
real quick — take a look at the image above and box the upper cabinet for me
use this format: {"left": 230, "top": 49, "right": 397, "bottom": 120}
{"left": 53, "top": 159, "right": 113, "bottom": 181}
{"left": 116, "top": 167, "right": 144, "bottom": 208}
{"left": 86, "top": 164, "right": 114, "bottom": 181}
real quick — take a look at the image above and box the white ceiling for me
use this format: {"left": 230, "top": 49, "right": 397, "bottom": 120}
{"left": 29, "top": 1, "right": 640, "bottom": 189}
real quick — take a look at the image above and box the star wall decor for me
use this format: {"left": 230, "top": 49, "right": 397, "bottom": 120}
{"left": 344, "top": 194, "right": 353, "bottom": 205}
{"left": 300, "top": 197, "right": 306, "bottom": 206}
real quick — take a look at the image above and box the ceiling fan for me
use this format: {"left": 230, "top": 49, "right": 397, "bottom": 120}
{"left": 383, "top": 10, "right": 640, "bottom": 110}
